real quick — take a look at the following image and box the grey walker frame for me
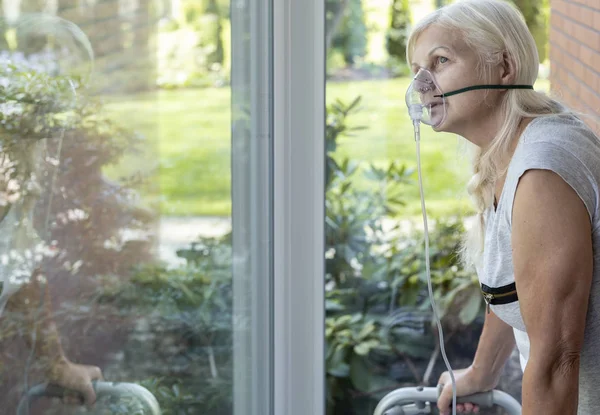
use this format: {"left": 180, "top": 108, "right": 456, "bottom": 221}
{"left": 17, "top": 381, "right": 161, "bottom": 415}
{"left": 373, "top": 386, "right": 522, "bottom": 415}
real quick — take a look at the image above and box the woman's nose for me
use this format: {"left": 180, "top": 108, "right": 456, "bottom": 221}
{"left": 415, "top": 81, "right": 433, "bottom": 94}
{"left": 413, "top": 70, "right": 435, "bottom": 94}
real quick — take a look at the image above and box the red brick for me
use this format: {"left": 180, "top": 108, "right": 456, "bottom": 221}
{"left": 587, "top": 89, "right": 600, "bottom": 114}
{"left": 584, "top": 67, "right": 598, "bottom": 88}
{"left": 581, "top": 88, "right": 592, "bottom": 109}
{"left": 550, "top": 27, "right": 563, "bottom": 50}
{"left": 573, "top": 60, "right": 586, "bottom": 80}
{"left": 594, "top": 11, "right": 600, "bottom": 30}
{"left": 567, "top": 2, "right": 575, "bottom": 17}
{"left": 551, "top": 11, "right": 560, "bottom": 29}
{"left": 580, "top": 27, "right": 600, "bottom": 50}
{"left": 592, "top": 93, "right": 600, "bottom": 114}
{"left": 580, "top": 45, "right": 595, "bottom": 65}
{"left": 580, "top": 6, "right": 594, "bottom": 27}
{"left": 593, "top": 52, "right": 600, "bottom": 70}
{"left": 575, "top": 24, "right": 586, "bottom": 41}
{"left": 567, "top": 73, "right": 580, "bottom": 95}
{"left": 559, "top": 65, "right": 569, "bottom": 84}
{"left": 568, "top": 20, "right": 576, "bottom": 36}
{"left": 555, "top": 0, "right": 568, "bottom": 15}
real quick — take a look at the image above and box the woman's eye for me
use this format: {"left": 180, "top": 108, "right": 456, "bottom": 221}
{"left": 438, "top": 56, "right": 449, "bottom": 64}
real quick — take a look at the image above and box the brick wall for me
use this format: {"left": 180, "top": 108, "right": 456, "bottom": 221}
{"left": 549, "top": 0, "right": 600, "bottom": 133}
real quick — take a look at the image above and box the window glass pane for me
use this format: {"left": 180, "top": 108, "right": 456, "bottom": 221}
{"left": 0, "top": 1, "right": 272, "bottom": 414}
{"left": 324, "top": 1, "right": 551, "bottom": 413}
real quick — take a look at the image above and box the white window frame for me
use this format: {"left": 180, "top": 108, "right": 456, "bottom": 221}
{"left": 273, "top": 0, "right": 325, "bottom": 414}
{"left": 232, "top": 0, "right": 325, "bottom": 412}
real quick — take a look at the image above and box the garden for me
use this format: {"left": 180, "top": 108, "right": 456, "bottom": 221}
{"left": 0, "top": 0, "right": 549, "bottom": 413}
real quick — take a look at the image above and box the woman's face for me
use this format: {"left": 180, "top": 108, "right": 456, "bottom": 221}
{"left": 410, "top": 25, "right": 505, "bottom": 138}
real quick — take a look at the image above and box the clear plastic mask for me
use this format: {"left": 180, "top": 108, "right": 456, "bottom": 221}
{"left": 405, "top": 68, "right": 447, "bottom": 128}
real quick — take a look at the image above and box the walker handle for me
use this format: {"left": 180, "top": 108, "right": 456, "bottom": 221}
{"left": 436, "top": 383, "right": 494, "bottom": 407}
{"left": 373, "top": 386, "right": 522, "bottom": 415}
{"left": 16, "top": 381, "right": 162, "bottom": 415}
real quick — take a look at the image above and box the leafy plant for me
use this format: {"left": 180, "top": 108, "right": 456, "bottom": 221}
{"left": 90, "top": 234, "right": 233, "bottom": 414}
{"left": 62, "top": 95, "right": 484, "bottom": 415}
{"left": 328, "top": 0, "right": 369, "bottom": 66}
{"left": 0, "top": 54, "right": 154, "bottom": 279}
{"left": 511, "top": 0, "right": 550, "bottom": 62}
{"left": 324, "top": 97, "right": 482, "bottom": 413}
{"left": 386, "top": 0, "right": 412, "bottom": 77}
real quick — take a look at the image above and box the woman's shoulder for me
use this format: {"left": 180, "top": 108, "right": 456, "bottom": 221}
{"left": 508, "top": 112, "right": 600, "bottom": 223}
{"left": 520, "top": 112, "right": 600, "bottom": 151}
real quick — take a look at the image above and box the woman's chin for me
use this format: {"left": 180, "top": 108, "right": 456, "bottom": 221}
{"left": 431, "top": 121, "right": 445, "bottom": 132}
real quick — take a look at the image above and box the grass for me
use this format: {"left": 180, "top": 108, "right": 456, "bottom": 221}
{"left": 104, "top": 76, "right": 550, "bottom": 218}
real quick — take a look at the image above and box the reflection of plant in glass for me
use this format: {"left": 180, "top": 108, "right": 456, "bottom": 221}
{"left": 0, "top": 49, "right": 155, "bottom": 411}
{"left": 92, "top": 235, "right": 233, "bottom": 414}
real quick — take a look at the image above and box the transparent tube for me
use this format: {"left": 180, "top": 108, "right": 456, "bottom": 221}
{"left": 413, "top": 120, "right": 457, "bottom": 415}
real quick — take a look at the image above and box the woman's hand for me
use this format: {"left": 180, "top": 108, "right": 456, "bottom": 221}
{"left": 46, "top": 357, "right": 103, "bottom": 405}
{"left": 437, "top": 366, "right": 496, "bottom": 415}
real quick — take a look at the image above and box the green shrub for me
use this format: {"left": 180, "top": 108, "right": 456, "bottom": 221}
{"left": 94, "top": 235, "right": 233, "bottom": 414}
{"left": 329, "top": 0, "right": 369, "bottom": 66}
{"left": 324, "top": 97, "right": 481, "bottom": 413}
{"left": 511, "top": 0, "right": 550, "bottom": 63}
{"left": 0, "top": 56, "right": 154, "bottom": 278}
{"left": 83, "top": 96, "right": 482, "bottom": 415}
{"left": 198, "top": 0, "right": 225, "bottom": 70}
{"left": 386, "top": 0, "right": 411, "bottom": 72}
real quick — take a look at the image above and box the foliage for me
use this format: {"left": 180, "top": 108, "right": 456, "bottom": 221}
{"left": 324, "top": 97, "right": 482, "bottom": 413}
{"left": 158, "top": 0, "right": 229, "bottom": 89}
{"left": 510, "top": 0, "right": 550, "bottom": 63}
{"left": 386, "top": 0, "right": 411, "bottom": 76}
{"left": 93, "top": 233, "right": 234, "bottom": 414}
{"left": 60, "top": 95, "right": 483, "bottom": 414}
{"left": 329, "top": 0, "right": 369, "bottom": 65}
{"left": 0, "top": 52, "right": 155, "bottom": 413}
{"left": 0, "top": 54, "right": 154, "bottom": 277}
{"left": 433, "top": 0, "right": 452, "bottom": 8}
{"left": 197, "top": 0, "right": 225, "bottom": 70}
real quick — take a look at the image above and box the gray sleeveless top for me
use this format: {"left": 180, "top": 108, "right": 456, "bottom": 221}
{"left": 478, "top": 112, "right": 600, "bottom": 413}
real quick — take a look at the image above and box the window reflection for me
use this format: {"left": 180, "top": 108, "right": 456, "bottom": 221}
{"left": 0, "top": 1, "right": 247, "bottom": 414}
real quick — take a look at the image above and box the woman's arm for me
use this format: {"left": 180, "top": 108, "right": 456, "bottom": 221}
{"left": 5, "top": 270, "right": 103, "bottom": 404}
{"left": 512, "top": 169, "right": 593, "bottom": 415}
{"left": 437, "top": 306, "right": 516, "bottom": 415}
{"left": 470, "top": 308, "right": 516, "bottom": 388}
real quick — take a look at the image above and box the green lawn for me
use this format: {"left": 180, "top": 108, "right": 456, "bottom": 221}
{"left": 105, "top": 77, "right": 549, "bottom": 218}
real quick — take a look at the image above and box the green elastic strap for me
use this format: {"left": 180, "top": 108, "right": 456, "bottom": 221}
{"left": 434, "top": 84, "right": 534, "bottom": 98}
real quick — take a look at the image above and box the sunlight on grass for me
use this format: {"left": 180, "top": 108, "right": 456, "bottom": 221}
{"left": 104, "top": 76, "right": 551, "bottom": 218}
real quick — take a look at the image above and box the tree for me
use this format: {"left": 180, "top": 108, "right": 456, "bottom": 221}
{"left": 344, "top": 0, "right": 367, "bottom": 65}
{"left": 386, "top": 0, "right": 410, "bottom": 62}
{"left": 329, "top": 0, "right": 368, "bottom": 65}
{"left": 386, "top": 0, "right": 411, "bottom": 65}
{"left": 511, "top": 0, "right": 550, "bottom": 63}
{"left": 326, "top": 0, "right": 349, "bottom": 53}
{"left": 203, "top": 0, "right": 224, "bottom": 68}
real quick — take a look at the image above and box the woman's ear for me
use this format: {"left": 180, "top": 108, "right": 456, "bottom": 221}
{"left": 500, "top": 51, "right": 517, "bottom": 85}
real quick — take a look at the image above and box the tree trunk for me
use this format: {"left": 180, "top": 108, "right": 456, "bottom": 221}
{"left": 325, "top": 0, "right": 348, "bottom": 54}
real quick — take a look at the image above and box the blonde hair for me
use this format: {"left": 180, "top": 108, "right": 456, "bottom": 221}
{"left": 406, "top": 0, "right": 566, "bottom": 270}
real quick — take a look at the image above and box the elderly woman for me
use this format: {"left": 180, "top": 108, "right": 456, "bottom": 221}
{"left": 407, "top": 1, "right": 600, "bottom": 414}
